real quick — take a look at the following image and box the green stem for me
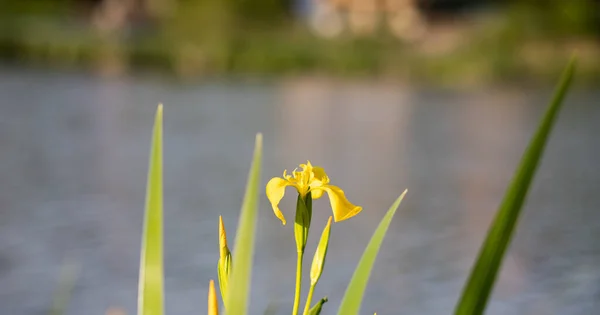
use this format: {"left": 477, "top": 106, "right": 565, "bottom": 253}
{"left": 292, "top": 251, "right": 304, "bottom": 315}
{"left": 302, "top": 283, "right": 316, "bottom": 315}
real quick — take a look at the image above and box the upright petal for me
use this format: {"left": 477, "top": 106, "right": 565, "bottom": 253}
{"left": 312, "top": 166, "right": 328, "bottom": 183}
{"left": 320, "top": 185, "right": 362, "bottom": 222}
{"left": 309, "top": 166, "right": 328, "bottom": 200}
{"left": 266, "top": 177, "right": 292, "bottom": 225}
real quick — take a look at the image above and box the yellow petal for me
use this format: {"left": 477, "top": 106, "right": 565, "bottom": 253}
{"left": 208, "top": 279, "right": 219, "bottom": 315}
{"left": 320, "top": 185, "right": 362, "bottom": 222}
{"left": 309, "top": 166, "right": 328, "bottom": 199}
{"left": 311, "top": 188, "right": 325, "bottom": 200}
{"left": 312, "top": 166, "right": 328, "bottom": 182}
{"left": 265, "top": 177, "right": 293, "bottom": 225}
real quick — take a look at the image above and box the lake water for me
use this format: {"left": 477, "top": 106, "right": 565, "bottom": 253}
{"left": 0, "top": 68, "right": 598, "bottom": 315}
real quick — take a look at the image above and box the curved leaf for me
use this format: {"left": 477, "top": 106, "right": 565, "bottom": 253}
{"left": 454, "top": 58, "right": 577, "bottom": 315}
{"left": 336, "top": 190, "right": 407, "bottom": 315}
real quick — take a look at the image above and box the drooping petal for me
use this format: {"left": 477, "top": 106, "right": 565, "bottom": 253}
{"left": 265, "top": 177, "right": 293, "bottom": 225}
{"left": 319, "top": 185, "right": 362, "bottom": 222}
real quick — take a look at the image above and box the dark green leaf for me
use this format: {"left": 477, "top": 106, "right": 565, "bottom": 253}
{"left": 454, "top": 58, "right": 577, "bottom": 315}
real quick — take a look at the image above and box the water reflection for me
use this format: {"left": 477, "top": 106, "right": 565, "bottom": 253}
{"left": 0, "top": 69, "right": 598, "bottom": 315}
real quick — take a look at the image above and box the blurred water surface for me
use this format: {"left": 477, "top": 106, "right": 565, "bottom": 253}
{"left": 0, "top": 68, "right": 599, "bottom": 315}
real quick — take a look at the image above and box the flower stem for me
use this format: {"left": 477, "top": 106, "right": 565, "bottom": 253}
{"left": 292, "top": 251, "right": 304, "bottom": 315}
{"left": 302, "top": 283, "right": 316, "bottom": 315}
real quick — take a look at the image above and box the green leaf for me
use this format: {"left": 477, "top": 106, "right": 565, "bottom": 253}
{"left": 337, "top": 190, "right": 408, "bottom": 315}
{"left": 454, "top": 58, "right": 577, "bottom": 315}
{"left": 217, "top": 253, "right": 231, "bottom": 307}
{"left": 138, "top": 104, "right": 164, "bottom": 315}
{"left": 262, "top": 302, "right": 280, "bottom": 315}
{"left": 225, "top": 133, "right": 263, "bottom": 315}
{"left": 308, "top": 297, "right": 328, "bottom": 315}
{"left": 49, "top": 259, "right": 80, "bottom": 315}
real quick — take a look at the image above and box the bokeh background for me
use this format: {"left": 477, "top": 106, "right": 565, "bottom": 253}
{"left": 0, "top": 1, "right": 599, "bottom": 314}
{"left": 1, "top": 0, "right": 599, "bottom": 83}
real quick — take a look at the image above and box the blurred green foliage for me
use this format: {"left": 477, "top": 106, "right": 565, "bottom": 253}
{"left": 0, "top": 0, "right": 597, "bottom": 85}
{"left": 226, "top": 0, "right": 292, "bottom": 25}
{"left": 0, "top": 0, "right": 74, "bottom": 16}
{"left": 506, "top": 0, "right": 599, "bottom": 38}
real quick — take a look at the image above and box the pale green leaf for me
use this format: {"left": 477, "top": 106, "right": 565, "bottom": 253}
{"left": 137, "top": 104, "right": 164, "bottom": 315}
{"left": 49, "top": 259, "right": 80, "bottom": 315}
{"left": 336, "top": 189, "right": 408, "bottom": 315}
{"left": 225, "top": 133, "right": 263, "bottom": 315}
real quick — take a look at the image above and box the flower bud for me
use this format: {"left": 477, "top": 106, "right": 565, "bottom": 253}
{"left": 310, "top": 216, "right": 332, "bottom": 286}
{"left": 294, "top": 193, "right": 313, "bottom": 253}
{"left": 217, "top": 216, "right": 232, "bottom": 306}
{"left": 308, "top": 297, "right": 328, "bottom": 315}
{"left": 208, "top": 280, "right": 219, "bottom": 315}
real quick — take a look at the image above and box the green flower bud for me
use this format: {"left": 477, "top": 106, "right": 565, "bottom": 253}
{"left": 308, "top": 297, "right": 328, "bottom": 315}
{"left": 217, "top": 216, "right": 231, "bottom": 307}
{"left": 310, "top": 216, "right": 332, "bottom": 286}
{"left": 294, "top": 193, "right": 312, "bottom": 253}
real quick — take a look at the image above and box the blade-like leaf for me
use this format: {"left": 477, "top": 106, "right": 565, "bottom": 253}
{"left": 138, "top": 104, "right": 164, "bottom": 315}
{"left": 49, "top": 259, "right": 80, "bottom": 315}
{"left": 454, "top": 58, "right": 577, "bottom": 315}
{"left": 225, "top": 133, "right": 263, "bottom": 315}
{"left": 337, "top": 189, "right": 408, "bottom": 315}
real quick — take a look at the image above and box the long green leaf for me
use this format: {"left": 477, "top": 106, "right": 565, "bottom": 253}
{"left": 454, "top": 58, "right": 577, "bottom": 315}
{"left": 225, "top": 133, "right": 263, "bottom": 315}
{"left": 337, "top": 189, "right": 408, "bottom": 315}
{"left": 138, "top": 104, "right": 164, "bottom": 315}
{"left": 49, "top": 259, "right": 80, "bottom": 315}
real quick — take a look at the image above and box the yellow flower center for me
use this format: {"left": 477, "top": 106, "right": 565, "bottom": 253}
{"left": 283, "top": 162, "right": 329, "bottom": 198}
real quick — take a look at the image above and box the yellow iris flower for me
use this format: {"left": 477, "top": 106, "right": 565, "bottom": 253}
{"left": 266, "top": 161, "right": 362, "bottom": 225}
